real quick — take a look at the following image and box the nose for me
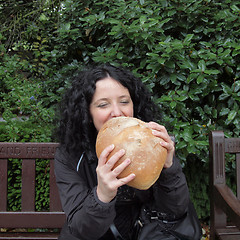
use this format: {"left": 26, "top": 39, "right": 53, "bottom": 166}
{"left": 111, "top": 103, "right": 123, "bottom": 117}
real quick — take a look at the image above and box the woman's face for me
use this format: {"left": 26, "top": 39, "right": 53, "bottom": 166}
{"left": 90, "top": 77, "right": 134, "bottom": 132}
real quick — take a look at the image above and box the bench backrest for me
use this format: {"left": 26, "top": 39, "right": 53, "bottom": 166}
{"left": 209, "top": 131, "right": 240, "bottom": 239}
{"left": 0, "top": 142, "right": 65, "bottom": 229}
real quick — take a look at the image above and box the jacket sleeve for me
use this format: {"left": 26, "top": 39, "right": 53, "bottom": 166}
{"left": 152, "top": 156, "right": 190, "bottom": 219}
{"left": 54, "top": 148, "right": 116, "bottom": 240}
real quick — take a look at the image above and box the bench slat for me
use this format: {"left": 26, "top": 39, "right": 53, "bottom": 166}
{"left": 0, "top": 142, "right": 59, "bottom": 159}
{"left": 0, "top": 232, "right": 60, "bottom": 240}
{"left": 22, "top": 159, "right": 36, "bottom": 211}
{"left": 49, "top": 160, "right": 62, "bottom": 212}
{"left": 237, "top": 153, "right": 240, "bottom": 200}
{"left": 216, "top": 227, "right": 240, "bottom": 240}
{"left": 0, "top": 212, "right": 65, "bottom": 228}
{"left": 0, "top": 159, "right": 8, "bottom": 211}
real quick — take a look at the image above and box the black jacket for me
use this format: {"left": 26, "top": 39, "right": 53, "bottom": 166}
{"left": 54, "top": 147, "right": 190, "bottom": 240}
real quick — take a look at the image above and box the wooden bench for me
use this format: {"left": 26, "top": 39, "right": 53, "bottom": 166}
{"left": 0, "top": 142, "right": 65, "bottom": 240}
{"left": 209, "top": 131, "right": 240, "bottom": 240}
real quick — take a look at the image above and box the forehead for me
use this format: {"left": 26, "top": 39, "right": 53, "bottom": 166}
{"left": 94, "top": 77, "right": 129, "bottom": 95}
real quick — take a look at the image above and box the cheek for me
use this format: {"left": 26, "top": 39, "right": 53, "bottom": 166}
{"left": 126, "top": 104, "right": 134, "bottom": 117}
{"left": 92, "top": 110, "right": 110, "bottom": 131}
{"left": 127, "top": 109, "right": 134, "bottom": 117}
{"left": 98, "top": 113, "right": 109, "bottom": 123}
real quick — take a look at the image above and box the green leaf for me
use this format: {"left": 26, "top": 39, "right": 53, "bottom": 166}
{"left": 221, "top": 83, "right": 232, "bottom": 94}
{"left": 219, "top": 108, "right": 229, "bottom": 116}
{"left": 177, "top": 74, "right": 186, "bottom": 82}
{"left": 198, "top": 60, "right": 206, "bottom": 71}
{"left": 159, "top": 75, "right": 170, "bottom": 85}
{"left": 157, "top": 58, "right": 165, "bottom": 65}
{"left": 216, "top": 59, "right": 224, "bottom": 65}
{"left": 177, "top": 95, "right": 188, "bottom": 102}
{"left": 204, "top": 69, "right": 220, "bottom": 75}
{"left": 197, "top": 74, "right": 204, "bottom": 84}
{"left": 219, "top": 93, "right": 229, "bottom": 100}
{"left": 195, "top": 141, "right": 208, "bottom": 146}
{"left": 170, "top": 101, "right": 176, "bottom": 108}
{"left": 184, "top": 34, "right": 194, "bottom": 43}
{"left": 177, "top": 141, "right": 187, "bottom": 149}
{"left": 230, "top": 5, "right": 240, "bottom": 12}
{"left": 165, "top": 60, "right": 175, "bottom": 69}
{"left": 182, "top": 129, "right": 193, "bottom": 142}
{"left": 227, "top": 110, "right": 237, "bottom": 122}
{"left": 39, "top": 13, "right": 48, "bottom": 21}
{"left": 59, "top": 23, "right": 71, "bottom": 31}
{"left": 140, "top": 15, "right": 147, "bottom": 25}
{"left": 117, "top": 52, "right": 123, "bottom": 59}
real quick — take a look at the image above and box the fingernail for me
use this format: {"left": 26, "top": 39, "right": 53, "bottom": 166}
{"left": 120, "top": 149, "right": 125, "bottom": 154}
{"left": 125, "top": 158, "right": 130, "bottom": 164}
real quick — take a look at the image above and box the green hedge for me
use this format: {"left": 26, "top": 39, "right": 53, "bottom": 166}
{"left": 1, "top": 0, "right": 240, "bottom": 220}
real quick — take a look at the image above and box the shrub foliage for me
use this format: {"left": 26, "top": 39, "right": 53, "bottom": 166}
{"left": 0, "top": 0, "right": 240, "bottom": 220}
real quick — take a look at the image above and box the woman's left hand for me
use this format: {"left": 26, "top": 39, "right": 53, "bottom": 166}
{"left": 147, "top": 122, "right": 175, "bottom": 168}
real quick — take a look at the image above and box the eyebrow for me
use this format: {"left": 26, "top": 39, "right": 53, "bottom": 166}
{"left": 119, "top": 95, "right": 131, "bottom": 99}
{"left": 91, "top": 98, "right": 108, "bottom": 106}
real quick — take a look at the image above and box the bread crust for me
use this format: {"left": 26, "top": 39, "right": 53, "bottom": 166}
{"left": 96, "top": 117, "right": 167, "bottom": 190}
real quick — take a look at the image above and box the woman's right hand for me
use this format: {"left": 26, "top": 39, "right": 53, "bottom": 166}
{"left": 96, "top": 144, "right": 135, "bottom": 203}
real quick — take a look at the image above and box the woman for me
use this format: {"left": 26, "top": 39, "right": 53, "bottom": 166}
{"left": 55, "top": 64, "right": 190, "bottom": 240}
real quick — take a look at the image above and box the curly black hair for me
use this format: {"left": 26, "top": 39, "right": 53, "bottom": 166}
{"left": 57, "top": 64, "right": 161, "bottom": 161}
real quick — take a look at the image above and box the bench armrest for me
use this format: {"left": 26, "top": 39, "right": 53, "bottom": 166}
{"left": 215, "top": 184, "right": 240, "bottom": 229}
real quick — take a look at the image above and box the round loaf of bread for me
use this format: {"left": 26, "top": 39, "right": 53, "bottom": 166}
{"left": 95, "top": 116, "right": 167, "bottom": 190}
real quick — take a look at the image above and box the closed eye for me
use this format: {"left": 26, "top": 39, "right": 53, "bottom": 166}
{"left": 120, "top": 96, "right": 132, "bottom": 104}
{"left": 120, "top": 100, "right": 130, "bottom": 104}
{"left": 97, "top": 102, "right": 109, "bottom": 108}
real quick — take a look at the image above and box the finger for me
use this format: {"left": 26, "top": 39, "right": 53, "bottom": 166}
{"left": 98, "top": 144, "right": 115, "bottom": 166}
{"left": 152, "top": 130, "right": 172, "bottom": 143}
{"left": 160, "top": 140, "right": 175, "bottom": 152}
{"left": 112, "top": 158, "right": 131, "bottom": 176}
{"left": 147, "top": 123, "right": 175, "bottom": 151}
{"left": 147, "top": 122, "right": 172, "bottom": 142}
{"left": 116, "top": 173, "right": 136, "bottom": 188}
{"left": 106, "top": 149, "right": 126, "bottom": 169}
{"left": 147, "top": 122, "right": 167, "bottom": 133}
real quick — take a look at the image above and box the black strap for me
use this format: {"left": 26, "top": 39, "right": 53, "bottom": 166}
{"left": 110, "top": 224, "right": 126, "bottom": 240}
